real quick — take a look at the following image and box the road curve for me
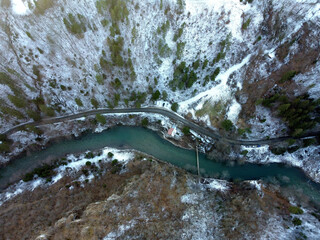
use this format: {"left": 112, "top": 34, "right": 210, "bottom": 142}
{"left": 2, "top": 107, "right": 319, "bottom": 146}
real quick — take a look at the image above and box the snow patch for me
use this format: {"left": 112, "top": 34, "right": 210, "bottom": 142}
{"left": 248, "top": 180, "right": 262, "bottom": 191}
{"left": 207, "top": 178, "right": 229, "bottom": 192}
{"left": 103, "top": 220, "right": 136, "bottom": 240}
{"left": 179, "top": 54, "right": 251, "bottom": 124}
{"left": 242, "top": 145, "right": 320, "bottom": 182}
{"left": 0, "top": 147, "right": 135, "bottom": 206}
{"left": 226, "top": 98, "right": 241, "bottom": 124}
{"left": 248, "top": 105, "right": 288, "bottom": 139}
{"left": 185, "top": 0, "right": 251, "bottom": 40}
{"left": 11, "top": 0, "right": 30, "bottom": 15}
{"left": 181, "top": 193, "right": 203, "bottom": 204}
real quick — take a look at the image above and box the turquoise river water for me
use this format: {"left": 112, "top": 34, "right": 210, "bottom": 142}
{"left": 0, "top": 126, "right": 319, "bottom": 205}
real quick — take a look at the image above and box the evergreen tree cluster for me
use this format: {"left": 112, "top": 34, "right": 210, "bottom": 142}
{"left": 169, "top": 61, "right": 198, "bottom": 90}
{"left": 258, "top": 93, "right": 320, "bottom": 137}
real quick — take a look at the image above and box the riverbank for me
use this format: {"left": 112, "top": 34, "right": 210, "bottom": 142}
{"left": 1, "top": 124, "right": 320, "bottom": 211}
{"left": 1, "top": 145, "right": 320, "bottom": 240}
{"left": 1, "top": 112, "right": 320, "bottom": 186}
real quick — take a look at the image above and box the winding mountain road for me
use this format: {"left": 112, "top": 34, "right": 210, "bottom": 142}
{"left": 2, "top": 107, "right": 319, "bottom": 146}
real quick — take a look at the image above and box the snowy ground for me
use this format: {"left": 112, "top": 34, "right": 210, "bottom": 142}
{"left": 0, "top": 147, "right": 134, "bottom": 206}
{"left": 248, "top": 105, "right": 288, "bottom": 139}
{"left": 241, "top": 144, "right": 320, "bottom": 183}
{"left": 1, "top": 0, "right": 319, "bottom": 134}
{"left": 178, "top": 54, "right": 252, "bottom": 125}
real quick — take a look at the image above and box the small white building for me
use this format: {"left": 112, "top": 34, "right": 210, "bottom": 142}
{"left": 167, "top": 125, "right": 177, "bottom": 136}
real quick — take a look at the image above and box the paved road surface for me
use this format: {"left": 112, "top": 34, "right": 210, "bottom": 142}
{"left": 2, "top": 107, "right": 319, "bottom": 146}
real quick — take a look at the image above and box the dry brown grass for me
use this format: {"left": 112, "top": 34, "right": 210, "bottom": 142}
{"left": 0, "top": 156, "right": 294, "bottom": 240}
{"left": 239, "top": 23, "right": 320, "bottom": 123}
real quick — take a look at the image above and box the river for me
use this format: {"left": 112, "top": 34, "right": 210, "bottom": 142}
{"left": 0, "top": 126, "right": 319, "bottom": 204}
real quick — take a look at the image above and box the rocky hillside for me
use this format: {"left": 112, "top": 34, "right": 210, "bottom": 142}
{"left": 0, "top": 0, "right": 319, "bottom": 132}
{"left": 1, "top": 152, "right": 320, "bottom": 240}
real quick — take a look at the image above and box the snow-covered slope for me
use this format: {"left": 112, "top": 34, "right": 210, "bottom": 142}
{"left": 1, "top": 0, "right": 319, "bottom": 128}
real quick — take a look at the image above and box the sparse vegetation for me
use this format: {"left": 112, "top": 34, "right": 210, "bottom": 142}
{"left": 34, "top": 0, "right": 54, "bottom": 15}
{"left": 241, "top": 150, "right": 248, "bottom": 156}
{"left": 39, "top": 105, "right": 55, "bottom": 117}
{"left": 32, "top": 65, "right": 41, "bottom": 82}
{"left": 110, "top": 159, "right": 122, "bottom": 174}
{"left": 169, "top": 61, "right": 198, "bottom": 90}
{"left": 221, "top": 119, "right": 233, "bottom": 131}
{"left": 270, "top": 147, "right": 286, "bottom": 155}
{"left": 192, "top": 60, "right": 200, "bottom": 70}
{"left": 107, "top": 36, "right": 124, "bottom": 66}
{"left": 130, "top": 91, "right": 147, "bottom": 108}
{"left": 8, "top": 94, "right": 26, "bottom": 108}
{"left": 91, "top": 98, "right": 99, "bottom": 109}
{"left": 0, "top": 72, "right": 21, "bottom": 95}
{"left": 162, "top": 91, "right": 168, "bottom": 100}
{"left": 292, "top": 217, "right": 302, "bottom": 226}
{"left": 157, "top": 20, "right": 170, "bottom": 37}
{"left": 109, "top": 22, "right": 120, "bottom": 37}
{"left": 182, "top": 126, "right": 190, "bottom": 135}
{"left": 101, "top": 19, "right": 109, "bottom": 27}
{"left": 96, "top": 0, "right": 129, "bottom": 23}
{"left": 85, "top": 152, "right": 94, "bottom": 159}
{"left": 111, "top": 78, "right": 122, "bottom": 89}
{"left": 202, "top": 59, "right": 209, "bottom": 70}
{"left": 24, "top": 125, "right": 43, "bottom": 135}
{"left": 151, "top": 90, "right": 161, "bottom": 101}
{"left": 75, "top": 98, "right": 83, "bottom": 107}
{"left": 96, "top": 114, "right": 106, "bottom": 125}
{"left": 173, "top": 25, "right": 184, "bottom": 41}
{"left": 289, "top": 206, "right": 303, "bottom": 215}
{"left": 131, "top": 26, "right": 137, "bottom": 43}
{"left": 242, "top": 18, "right": 251, "bottom": 30}
{"left": 211, "top": 67, "right": 220, "bottom": 81}
{"left": 176, "top": 0, "right": 185, "bottom": 14}
{"left": 1, "top": 0, "right": 10, "bottom": 8}
{"left": 141, "top": 117, "right": 149, "bottom": 127}
{"left": 258, "top": 94, "right": 318, "bottom": 137}
{"left": 238, "top": 128, "right": 246, "bottom": 136}
{"left": 26, "top": 109, "right": 40, "bottom": 121}
{"left": 286, "top": 139, "right": 296, "bottom": 146}
{"left": 158, "top": 39, "right": 172, "bottom": 58}
{"left": 303, "top": 138, "right": 316, "bottom": 147}
{"left": 196, "top": 101, "right": 226, "bottom": 125}
{"left": 176, "top": 42, "right": 186, "bottom": 59}
{"left": 96, "top": 74, "right": 104, "bottom": 85}
{"left": 254, "top": 35, "right": 262, "bottom": 44}
{"left": 23, "top": 164, "right": 55, "bottom": 182}
{"left": 26, "top": 31, "right": 34, "bottom": 41}
{"left": 63, "top": 13, "right": 87, "bottom": 35}
{"left": 0, "top": 141, "right": 10, "bottom": 153}
{"left": 0, "top": 106, "right": 25, "bottom": 119}
{"left": 171, "top": 102, "right": 179, "bottom": 112}
{"left": 279, "top": 70, "right": 297, "bottom": 83}
{"left": 111, "top": 159, "right": 118, "bottom": 166}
